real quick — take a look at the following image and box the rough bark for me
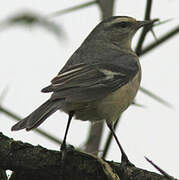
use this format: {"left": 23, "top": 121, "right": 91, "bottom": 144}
{"left": 0, "top": 169, "right": 7, "bottom": 180}
{"left": 0, "top": 132, "right": 169, "bottom": 180}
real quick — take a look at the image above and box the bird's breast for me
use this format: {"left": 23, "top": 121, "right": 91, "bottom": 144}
{"left": 61, "top": 70, "right": 141, "bottom": 124}
{"left": 97, "top": 71, "right": 141, "bottom": 123}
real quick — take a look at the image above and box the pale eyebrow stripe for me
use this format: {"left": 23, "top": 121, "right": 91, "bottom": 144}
{"left": 111, "top": 17, "right": 137, "bottom": 25}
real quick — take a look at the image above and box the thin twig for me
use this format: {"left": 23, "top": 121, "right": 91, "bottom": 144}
{"left": 48, "top": 1, "right": 97, "bottom": 18}
{"left": 145, "top": 157, "right": 176, "bottom": 180}
{"left": 84, "top": 122, "right": 104, "bottom": 155}
{"left": 97, "top": 0, "right": 115, "bottom": 19}
{"left": 153, "top": 19, "right": 173, "bottom": 27}
{"left": 135, "top": 0, "right": 153, "bottom": 56}
{"left": 139, "top": 87, "right": 172, "bottom": 108}
{"left": 144, "top": 0, "right": 153, "bottom": 20}
{"left": 140, "top": 26, "right": 179, "bottom": 56}
{"left": 101, "top": 117, "right": 120, "bottom": 159}
{"left": 0, "top": 105, "right": 61, "bottom": 145}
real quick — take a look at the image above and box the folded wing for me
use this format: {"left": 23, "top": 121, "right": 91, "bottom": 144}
{"left": 42, "top": 61, "right": 138, "bottom": 103}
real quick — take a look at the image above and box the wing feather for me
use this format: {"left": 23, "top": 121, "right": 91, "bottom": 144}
{"left": 42, "top": 61, "right": 138, "bottom": 102}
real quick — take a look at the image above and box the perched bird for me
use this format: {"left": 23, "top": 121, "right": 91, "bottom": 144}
{"left": 12, "top": 16, "right": 155, "bottom": 164}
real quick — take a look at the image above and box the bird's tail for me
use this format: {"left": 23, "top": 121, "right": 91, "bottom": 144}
{"left": 11, "top": 99, "right": 61, "bottom": 131}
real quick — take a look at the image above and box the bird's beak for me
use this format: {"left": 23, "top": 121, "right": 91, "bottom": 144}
{"left": 136, "top": 19, "right": 158, "bottom": 29}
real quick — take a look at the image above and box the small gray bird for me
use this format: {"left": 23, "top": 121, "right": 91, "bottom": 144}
{"left": 12, "top": 16, "right": 155, "bottom": 164}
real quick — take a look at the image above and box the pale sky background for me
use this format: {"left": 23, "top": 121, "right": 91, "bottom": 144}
{"left": 0, "top": 0, "right": 179, "bottom": 177}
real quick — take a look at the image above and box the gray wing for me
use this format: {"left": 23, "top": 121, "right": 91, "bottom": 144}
{"left": 42, "top": 61, "right": 139, "bottom": 103}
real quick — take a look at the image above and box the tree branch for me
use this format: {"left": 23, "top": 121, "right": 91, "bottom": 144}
{"left": 140, "top": 26, "right": 179, "bottom": 57}
{"left": 0, "top": 132, "right": 172, "bottom": 180}
{"left": 97, "top": 0, "right": 115, "bottom": 19}
{"left": 85, "top": 122, "right": 104, "bottom": 155}
{"left": 49, "top": 0, "right": 97, "bottom": 18}
{"left": 0, "top": 169, "right": 7, "bottom": 180}
{"left": 101, "top": 117, "right": 120, "bottom": 159}
{"left": 135, "top": 0, "right": 153, "bottom": 56}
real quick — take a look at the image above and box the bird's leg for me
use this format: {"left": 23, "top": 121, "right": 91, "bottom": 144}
{"left": 60, "top": 111, "right": 74, "bottom": 151}
{"left": 106, "top": 122, "right": 134, "bottom": 166}
{"left": 60, "top": 111, "right": 74, "bottom": 178}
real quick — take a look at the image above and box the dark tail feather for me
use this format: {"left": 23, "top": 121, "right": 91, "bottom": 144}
{"left": 41, "top": 85, "right": 53, "bottom": 93}
{"left": 11, "top": 99, "right": 61, "bottom": 131}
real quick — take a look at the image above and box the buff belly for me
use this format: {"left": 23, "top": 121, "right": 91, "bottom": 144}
{"left": 60, "top": 72, "right": 141, "bottom": 123}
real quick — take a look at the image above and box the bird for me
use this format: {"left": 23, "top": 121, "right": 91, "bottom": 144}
{"left": 11, "top": 16, "right": 155, "bottom": 165}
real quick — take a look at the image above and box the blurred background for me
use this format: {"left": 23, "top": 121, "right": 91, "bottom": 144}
{"left": 0, "top": 0, "right": 178, "bottom": 177}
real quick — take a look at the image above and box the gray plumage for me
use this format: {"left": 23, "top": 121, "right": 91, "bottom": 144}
{"left": 11, "top": 16, "right": 153, "bottom": 131}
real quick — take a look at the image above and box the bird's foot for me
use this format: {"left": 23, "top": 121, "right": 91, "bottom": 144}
{"left": 60, "top": 142, "right": 74, "bottom": 161}
{"left": 119, "top": 156, "right": 135, "bottom": 180}
{"left": 60, "top": 143, "right": 74, "bottom": 178}
{"left": 121, "top": 154, "right": 135, "bottom": 167}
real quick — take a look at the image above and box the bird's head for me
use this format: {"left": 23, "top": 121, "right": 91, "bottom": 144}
{"left": 87, "top": 16, "right": 156, "bottom": 50}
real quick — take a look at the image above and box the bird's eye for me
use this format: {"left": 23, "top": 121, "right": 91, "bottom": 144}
{"left": 119, "top": 22, "right": 129, "bottom": 28}
{"left": 111, "top": 21, "right": 130, "bottom": 29}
